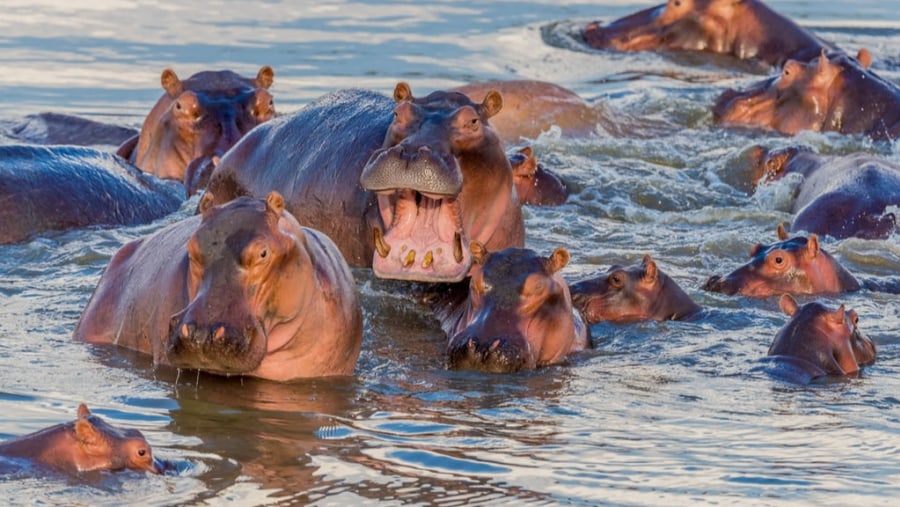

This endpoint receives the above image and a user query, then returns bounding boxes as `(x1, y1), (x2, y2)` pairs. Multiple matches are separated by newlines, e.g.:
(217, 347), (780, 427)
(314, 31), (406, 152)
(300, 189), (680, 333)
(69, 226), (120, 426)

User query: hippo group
(2, 0), (893, 481)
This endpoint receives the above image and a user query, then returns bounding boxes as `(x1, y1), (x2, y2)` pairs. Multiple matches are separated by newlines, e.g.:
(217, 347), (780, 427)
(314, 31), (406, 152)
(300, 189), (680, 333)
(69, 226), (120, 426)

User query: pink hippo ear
(547, 248), (570, 273)
(779, 294), (799, 317)
(749, 243), (764, 257)
(856, 48), (872, 69)
(160, 68), (183, 98)
(198, 192), (216, 215)
(470, 241), (490, 265)
(803, 234), (820, 259)
(265, 191), (285, 216)
(813, 50), (840, 86)
(256, 65), (275, 89)
(479, 91), (503, 119)
(641, 254), (658, 282)
(517, 146), (533, 159)
(776, 223), (790, 241)
(77, 403), (91, 419)
(828, 304), (848, 325)
(74, 418), (105, 449)
(393, 82), (413, 103)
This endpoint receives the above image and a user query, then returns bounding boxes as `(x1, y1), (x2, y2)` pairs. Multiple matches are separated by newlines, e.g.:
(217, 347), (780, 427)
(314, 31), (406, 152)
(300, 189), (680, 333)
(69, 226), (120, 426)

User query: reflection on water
(0, 0), (899, 505)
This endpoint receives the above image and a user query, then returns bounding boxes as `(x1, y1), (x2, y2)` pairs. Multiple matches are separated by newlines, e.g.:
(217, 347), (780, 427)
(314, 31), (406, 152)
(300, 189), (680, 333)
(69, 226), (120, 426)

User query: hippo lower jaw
(372, 190), (472, 282)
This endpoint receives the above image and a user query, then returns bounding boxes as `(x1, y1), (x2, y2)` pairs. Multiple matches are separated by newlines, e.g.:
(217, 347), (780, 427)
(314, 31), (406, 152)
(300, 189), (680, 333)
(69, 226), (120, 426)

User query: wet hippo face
(769, 294), (876, 377)
(446, 245), (589, 373)
(361, 82), (523, 283)
(703, 224), (860, 297)
(166, 192), (302, 375)
(131, 66), (275, 190)
(509, 146), (568, 207)
(75, 404), (161, 474)
(747, 145), (810, 186)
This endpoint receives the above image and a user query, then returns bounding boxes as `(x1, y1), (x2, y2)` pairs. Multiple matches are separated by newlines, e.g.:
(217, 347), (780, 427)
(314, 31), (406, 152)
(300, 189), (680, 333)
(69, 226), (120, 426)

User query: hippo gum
(768, 294), (876, 378)
(570, 254), (701, 323)
(0, 404), (161, 475)
(703, 224), (860, 297)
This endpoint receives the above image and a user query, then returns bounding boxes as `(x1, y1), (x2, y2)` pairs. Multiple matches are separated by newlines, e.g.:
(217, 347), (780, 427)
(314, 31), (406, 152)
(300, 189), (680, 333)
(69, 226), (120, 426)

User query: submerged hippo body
(582, 0), (831, 67)
(0, 145), (183, 244)
(433, 244), (590, 373)
(767, 294), (876, 380)
(0, 404), (161, 475)
(508, 146), (569, 207)
(753, 148), (899, 240)
(119, 66), (275, 193)
(207, 83), (525, 283)
(74, 192), (363, 381)
(451, 80), (599, 143)
(5, 112), (138, 147)
(570, 255), (701, 323)
(703, 224), (860, 297)
(714, 51), (900, 140)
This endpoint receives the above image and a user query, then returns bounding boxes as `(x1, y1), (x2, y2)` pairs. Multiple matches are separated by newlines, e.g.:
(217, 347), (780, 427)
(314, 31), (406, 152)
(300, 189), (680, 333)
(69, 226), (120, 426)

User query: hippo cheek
(446, 330), (535, 373)
(851, 330), (877, 367)
(165, 302), (267, 375)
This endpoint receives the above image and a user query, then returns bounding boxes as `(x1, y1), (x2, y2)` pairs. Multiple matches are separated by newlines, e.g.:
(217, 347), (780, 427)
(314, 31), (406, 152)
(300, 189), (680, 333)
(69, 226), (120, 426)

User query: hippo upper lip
(360, 145), (462, 196)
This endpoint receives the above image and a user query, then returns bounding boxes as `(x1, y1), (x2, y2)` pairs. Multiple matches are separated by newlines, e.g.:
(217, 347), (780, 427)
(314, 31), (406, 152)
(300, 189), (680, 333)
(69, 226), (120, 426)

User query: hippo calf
(508, 145), (569, 207)
(0, 404), (161, 475)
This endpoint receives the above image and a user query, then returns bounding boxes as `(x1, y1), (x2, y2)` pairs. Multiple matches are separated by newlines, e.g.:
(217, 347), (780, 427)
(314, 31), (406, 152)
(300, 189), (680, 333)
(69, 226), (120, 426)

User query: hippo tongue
(372, 189), (472, 282)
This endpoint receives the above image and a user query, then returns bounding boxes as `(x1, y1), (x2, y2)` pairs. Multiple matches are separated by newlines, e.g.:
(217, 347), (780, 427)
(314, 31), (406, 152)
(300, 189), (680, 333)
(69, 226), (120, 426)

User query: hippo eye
(137, 448), (147, 457)
(260, 249), (267, 259)
(608, 272), (625, 289)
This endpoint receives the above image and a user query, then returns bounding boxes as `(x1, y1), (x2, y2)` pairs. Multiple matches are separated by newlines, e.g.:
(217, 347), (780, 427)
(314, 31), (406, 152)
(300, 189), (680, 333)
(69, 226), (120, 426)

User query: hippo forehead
(196, 199), (273, 257)
(182, 70), (257, 96)
(84, 415), (146, 441)
(414, 90), (481, 112)
(482, 249), (549, 287)
(753, 237), (807, 261)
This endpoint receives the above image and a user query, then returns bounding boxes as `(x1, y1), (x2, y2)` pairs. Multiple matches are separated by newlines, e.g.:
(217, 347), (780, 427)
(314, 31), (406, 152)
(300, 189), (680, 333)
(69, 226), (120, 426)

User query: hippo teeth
(373, 227), (391, 258)
(454, 232), (463, 263)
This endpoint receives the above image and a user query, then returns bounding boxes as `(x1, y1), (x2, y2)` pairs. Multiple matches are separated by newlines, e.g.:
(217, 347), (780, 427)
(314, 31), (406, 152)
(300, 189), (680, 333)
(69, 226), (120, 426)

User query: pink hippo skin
(434, 244), (590, 373)
(117, 66), (275, 194)
(508, 146), (569, 207)
(751, 147), (899, 240)
(714, 50), (900, 140)
(582, 0), (832, 67)
(73, 192), (363, 381)
(570, 254), (701, 323)
(206, 82), (525, 283)
(0, 404), (161, 475)
(703, 224), (860, 297)
(768, 294), (876, 378)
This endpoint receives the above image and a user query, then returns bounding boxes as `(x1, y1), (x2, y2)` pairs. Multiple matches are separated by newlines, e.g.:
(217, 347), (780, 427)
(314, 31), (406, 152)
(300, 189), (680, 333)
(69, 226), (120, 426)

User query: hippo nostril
(489, 339), (501, 351)
(180, 323), (194, 339)
(702, 275), (722, 291)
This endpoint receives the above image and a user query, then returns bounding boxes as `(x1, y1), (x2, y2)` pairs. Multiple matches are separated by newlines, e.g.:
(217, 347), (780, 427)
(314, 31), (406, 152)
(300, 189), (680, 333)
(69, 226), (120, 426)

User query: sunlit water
(0, 1), (898, 505)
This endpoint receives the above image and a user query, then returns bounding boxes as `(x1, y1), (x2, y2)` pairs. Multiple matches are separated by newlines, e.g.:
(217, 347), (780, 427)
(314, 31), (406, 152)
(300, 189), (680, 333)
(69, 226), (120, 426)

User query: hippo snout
(166, 311), (264, 373)
(361, 144), (462, 196)
(446, 333), (533, 373)
(702, 275), (731, 294)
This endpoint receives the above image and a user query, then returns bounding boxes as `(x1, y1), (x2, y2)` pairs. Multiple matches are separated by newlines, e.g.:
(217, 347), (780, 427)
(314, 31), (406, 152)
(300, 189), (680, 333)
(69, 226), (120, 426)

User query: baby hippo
(768, 294), (876, 378)
(444, 244), (591, 373)
(703, 224), (860, 297)
(0, 404), (161, 475)
(509, 145), (569, 207)
(570, 254), (701, 323)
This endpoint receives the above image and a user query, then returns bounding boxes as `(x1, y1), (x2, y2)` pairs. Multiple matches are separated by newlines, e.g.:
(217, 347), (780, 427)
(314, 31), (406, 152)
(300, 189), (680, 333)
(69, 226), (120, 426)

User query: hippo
(0, 145), (183, 244)
(73, 192), (363, 381)
(0, 404), (161, 475)
(5, 112), (138, 147)
(206, 82), (526, 283)
(430, 243), (590, 373)
(751, 147), (899, 240)
(451, 80), (600, 143)
(714, 50), (900, 140)
(703, 224), (860, 297)
(117, 66), (275, 193)
(570, 254), (701, 323)
(767, 294), (876, 379)
(581, 0), (832, 68)
(508, 145), (569, 207)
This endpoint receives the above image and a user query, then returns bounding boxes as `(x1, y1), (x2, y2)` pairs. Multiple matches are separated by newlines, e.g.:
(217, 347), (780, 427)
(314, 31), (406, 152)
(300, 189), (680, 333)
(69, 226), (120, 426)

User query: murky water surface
(0, 1), (898, 505)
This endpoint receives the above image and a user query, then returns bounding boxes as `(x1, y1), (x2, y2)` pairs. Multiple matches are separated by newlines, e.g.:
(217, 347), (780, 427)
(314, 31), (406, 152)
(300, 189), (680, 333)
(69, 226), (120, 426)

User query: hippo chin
(571, 254), (701, 323)
(582, 0), (831, 68)
(206, 82), (525, 283)
(118, 66), (275, 193)
(433, 244), (591, 373)
(74, 192), (363, 381)
(767, 294), (876, 380)
(703, 224), (860, 297)
(0, 404), (161, 475)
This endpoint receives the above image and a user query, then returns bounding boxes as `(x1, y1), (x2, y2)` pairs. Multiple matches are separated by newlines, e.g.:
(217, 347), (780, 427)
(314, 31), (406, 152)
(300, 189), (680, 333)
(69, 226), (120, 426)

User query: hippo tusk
(403, 250), (416, 267)
(454, 232), (463, 263)
(374, 227), (391, 258)
(422, 250), (434, 269)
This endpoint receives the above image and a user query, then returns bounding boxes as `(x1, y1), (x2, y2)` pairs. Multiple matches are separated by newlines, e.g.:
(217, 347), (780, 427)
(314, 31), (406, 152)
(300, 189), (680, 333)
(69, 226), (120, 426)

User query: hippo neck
(650, 274), (701, 320)
(826, 63), (900, 138)
(816, 251), (861, 292)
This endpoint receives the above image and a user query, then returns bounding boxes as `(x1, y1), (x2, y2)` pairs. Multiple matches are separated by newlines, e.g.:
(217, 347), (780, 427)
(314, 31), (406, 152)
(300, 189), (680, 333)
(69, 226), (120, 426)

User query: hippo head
(509, 145), (569, 207)
(583, 0), (741, 53)
(446, 244), (589, 373)
(703, 224), (860, 297)
(768, 294), (876, 377)
(714, 50), (843, 134)
(747, 145), (816, 186)
(73, 404), (161, 474)
(131, 66), (275, 190)
(361, 82), (523, 283)
(167, 192), (307, 376)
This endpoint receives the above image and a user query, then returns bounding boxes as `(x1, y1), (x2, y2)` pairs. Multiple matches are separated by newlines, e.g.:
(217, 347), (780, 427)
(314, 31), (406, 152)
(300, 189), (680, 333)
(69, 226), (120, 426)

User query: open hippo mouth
(361, 144), (472, 282)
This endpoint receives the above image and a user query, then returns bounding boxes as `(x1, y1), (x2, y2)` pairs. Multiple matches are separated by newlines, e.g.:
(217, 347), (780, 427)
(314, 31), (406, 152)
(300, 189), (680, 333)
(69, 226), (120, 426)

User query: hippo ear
(856, 48), (872, 69)
(547, 248), (570, 273)
(779, 294), (799, 317)
(160, 69), (183, 98)
(517, 146), (533, 158)
(749, 243), (763, 258)
(77, 404), (91, 419)
(642, 254), (658, 282)
(829, 304), (848, 325)
(74, 419), (105, 448)
(804, 234), (820, 258)
(470, 241), (490, 265)
(266, 191), (285, 216)
(393, 82), (413, 103)
(479, 91), (503, 119)
(776, 223), (789, 241)
(198, 192), (216, 215)
(256, 66), (275, 89)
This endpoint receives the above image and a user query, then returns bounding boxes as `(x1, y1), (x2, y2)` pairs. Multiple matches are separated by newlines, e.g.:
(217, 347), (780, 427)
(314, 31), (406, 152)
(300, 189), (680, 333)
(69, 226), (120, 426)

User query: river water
(0, 1), (898, 505)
